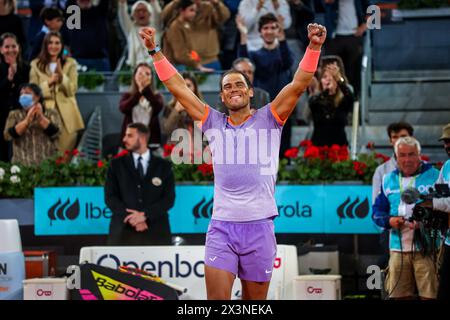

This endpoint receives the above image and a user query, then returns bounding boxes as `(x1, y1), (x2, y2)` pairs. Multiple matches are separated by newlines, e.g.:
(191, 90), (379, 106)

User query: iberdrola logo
(47, 198), (80, 226)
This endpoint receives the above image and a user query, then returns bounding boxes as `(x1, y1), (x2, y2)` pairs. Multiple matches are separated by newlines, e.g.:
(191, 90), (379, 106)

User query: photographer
(421, 123), (450, 300)
(371, 122), (414, 270)
(372, 136), (440, 299)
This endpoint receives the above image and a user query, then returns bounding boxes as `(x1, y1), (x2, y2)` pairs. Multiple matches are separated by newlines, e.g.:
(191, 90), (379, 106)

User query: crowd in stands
(1, 0), (369, 165)
(2, 0), (450, 301)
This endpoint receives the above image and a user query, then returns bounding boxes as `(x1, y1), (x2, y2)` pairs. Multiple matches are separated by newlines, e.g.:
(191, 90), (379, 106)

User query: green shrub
(78, 72), (105, 90)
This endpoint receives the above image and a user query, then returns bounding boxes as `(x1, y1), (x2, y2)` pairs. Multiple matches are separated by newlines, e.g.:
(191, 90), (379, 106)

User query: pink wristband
(153, 57), (177, 81)
(299, 47), (321, 73)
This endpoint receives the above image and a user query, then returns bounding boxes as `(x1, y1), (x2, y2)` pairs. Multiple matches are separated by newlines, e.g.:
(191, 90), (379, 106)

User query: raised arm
(271, 23), (326, 121)
(210, 0), (231, 27)
(139, 27), (206, 121)
(238, 0), (261, 32)
(149, 0), (163, 31)
(117, 0), (133, 35)
(161, 0), (179, 28)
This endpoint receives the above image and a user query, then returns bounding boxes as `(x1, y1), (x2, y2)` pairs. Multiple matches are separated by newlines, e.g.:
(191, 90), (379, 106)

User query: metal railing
(361, 29), (373, 127)
(352, 29), (373, 157)
(350, 100), (360, 160)
(72, 106), (103, 164)
(361, 28), (373, 125)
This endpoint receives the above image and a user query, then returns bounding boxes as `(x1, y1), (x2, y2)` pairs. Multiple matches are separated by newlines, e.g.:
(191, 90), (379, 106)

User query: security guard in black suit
(105, 123), (175, 245)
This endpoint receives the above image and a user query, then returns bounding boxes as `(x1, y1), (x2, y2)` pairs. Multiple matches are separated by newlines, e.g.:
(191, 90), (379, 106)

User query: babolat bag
(70, 263), (178, 300)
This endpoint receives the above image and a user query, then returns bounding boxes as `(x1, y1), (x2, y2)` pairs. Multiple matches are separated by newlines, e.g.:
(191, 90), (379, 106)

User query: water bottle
(0, 220), (25, 300)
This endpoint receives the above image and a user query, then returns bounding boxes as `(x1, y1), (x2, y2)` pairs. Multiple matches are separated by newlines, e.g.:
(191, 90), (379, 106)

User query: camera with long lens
(402, 184), (450, 233)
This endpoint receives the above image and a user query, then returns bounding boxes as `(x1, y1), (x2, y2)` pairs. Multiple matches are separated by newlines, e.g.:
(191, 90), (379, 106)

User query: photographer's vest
(440, 160), (450, 246)
(382, 163), (440, 251)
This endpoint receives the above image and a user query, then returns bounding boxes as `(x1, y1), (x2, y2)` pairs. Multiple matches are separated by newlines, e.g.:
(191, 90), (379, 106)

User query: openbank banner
(34, 185), (380, 235)
(79, 245), (298, 300)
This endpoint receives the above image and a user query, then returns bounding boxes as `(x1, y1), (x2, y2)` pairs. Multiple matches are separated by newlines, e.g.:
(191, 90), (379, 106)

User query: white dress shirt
(132, 149), (151, 176)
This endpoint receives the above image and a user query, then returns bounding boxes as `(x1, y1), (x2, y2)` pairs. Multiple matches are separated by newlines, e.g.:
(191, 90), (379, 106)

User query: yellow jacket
(30, 57), (84, 134)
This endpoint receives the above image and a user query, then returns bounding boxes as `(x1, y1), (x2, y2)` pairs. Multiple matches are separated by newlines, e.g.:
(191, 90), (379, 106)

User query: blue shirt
(239, 41), (294, 100)
(372, 162), (440, 251)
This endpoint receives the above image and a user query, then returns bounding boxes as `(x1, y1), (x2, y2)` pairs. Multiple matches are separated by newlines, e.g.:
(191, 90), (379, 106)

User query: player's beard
(446, 145), (450, 157)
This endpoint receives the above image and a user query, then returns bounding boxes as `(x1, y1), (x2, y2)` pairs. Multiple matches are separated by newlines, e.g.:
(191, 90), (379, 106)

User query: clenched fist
(307, 23), (326, 50)
(139, 27), (157, 51)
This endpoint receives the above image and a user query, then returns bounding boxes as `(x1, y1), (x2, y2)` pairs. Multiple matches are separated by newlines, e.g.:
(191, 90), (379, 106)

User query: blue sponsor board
(170, 186), (214, 234)
(323, 186), (379, 234)
(274, 186), (326, 233)
(180, 185), (380, 234)
(34, 185), (380, 235)
(34, 187), (111, 235)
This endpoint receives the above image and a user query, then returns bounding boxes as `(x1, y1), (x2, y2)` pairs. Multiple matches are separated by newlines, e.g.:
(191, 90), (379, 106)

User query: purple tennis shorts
(204, 218), (277, 282)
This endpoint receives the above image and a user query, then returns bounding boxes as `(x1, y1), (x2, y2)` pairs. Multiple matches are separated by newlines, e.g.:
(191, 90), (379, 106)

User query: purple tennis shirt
(200, 104), (285, 222)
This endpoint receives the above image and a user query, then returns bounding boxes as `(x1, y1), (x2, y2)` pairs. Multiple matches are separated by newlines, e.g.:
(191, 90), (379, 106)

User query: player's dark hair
(219, 69), (253, 92)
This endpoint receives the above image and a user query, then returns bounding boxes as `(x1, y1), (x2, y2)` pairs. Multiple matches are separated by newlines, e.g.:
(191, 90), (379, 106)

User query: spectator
(285, 0), (314, 73)
(372, 137), (440, 299)
(28, 0), (68, 44)
(318, 54), (347, 74)
(66, 0), (111, 71)
(105, 122), (175, 246)
(216, 57), (271, 113)
(3, 83), (61, 166)
(236, 13), (293, 157)
(119, 62), (164, 146)
(237, 14), (293, 100)
(105, 0), (122, 71)
(372, 122), (414, 203)
(161, 0), (230, 70)
(299, 56), (348, 129)
(29, 7), (66, 61)
(308, 61), (354, 146)
(162, 0), (214, 72)
(0, 33), (30, 162)
(118, 0), (162, 68)
(161, 72), (201, 144)
(219, 0), (241, 70)
(371, 121), (413, 271)
(0, 0), (26, 52)
(322, 0), (369, 95)
(238, 0), (292, 51)
(30, 31), (85, 152)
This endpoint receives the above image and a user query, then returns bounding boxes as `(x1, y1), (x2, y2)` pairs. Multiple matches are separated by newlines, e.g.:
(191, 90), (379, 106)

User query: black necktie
(137, 156), (144, 179)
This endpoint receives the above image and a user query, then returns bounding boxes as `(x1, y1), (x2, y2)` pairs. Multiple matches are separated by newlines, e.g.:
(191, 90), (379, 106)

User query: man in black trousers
(105, 122), (175, 245)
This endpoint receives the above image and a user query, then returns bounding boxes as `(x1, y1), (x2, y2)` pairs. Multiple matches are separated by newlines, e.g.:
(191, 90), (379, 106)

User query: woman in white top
(119, 62), (164, 145)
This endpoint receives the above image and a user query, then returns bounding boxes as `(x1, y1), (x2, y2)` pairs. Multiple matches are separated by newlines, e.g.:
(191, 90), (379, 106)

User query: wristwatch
(148, 46), (161, 56)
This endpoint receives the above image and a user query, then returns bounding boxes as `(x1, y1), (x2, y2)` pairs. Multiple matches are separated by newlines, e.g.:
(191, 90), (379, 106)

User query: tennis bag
(70, 263), (178, 300)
